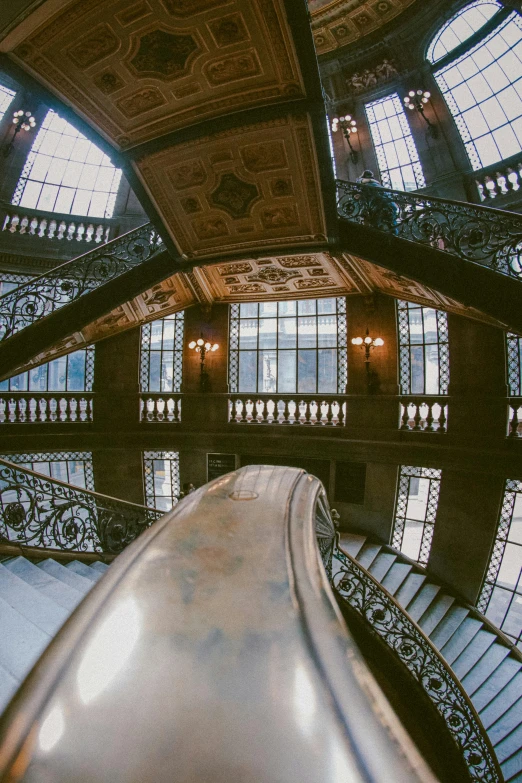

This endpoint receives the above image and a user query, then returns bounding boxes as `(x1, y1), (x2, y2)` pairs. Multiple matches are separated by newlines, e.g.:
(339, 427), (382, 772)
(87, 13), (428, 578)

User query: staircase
(0, 556), (108, 714)
(338, 532), (522, 783)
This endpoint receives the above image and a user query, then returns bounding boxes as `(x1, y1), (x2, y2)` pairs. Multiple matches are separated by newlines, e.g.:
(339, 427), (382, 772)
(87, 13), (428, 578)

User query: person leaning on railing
(355, 170), (399, 233)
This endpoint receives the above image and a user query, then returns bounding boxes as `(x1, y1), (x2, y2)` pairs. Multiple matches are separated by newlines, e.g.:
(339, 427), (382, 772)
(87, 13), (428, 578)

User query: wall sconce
(3, 110), (37, 158)
(404, 90), (438, 139)
(188, 335), (219, 392)
(352, 328), (384, 392)
(331, 114), (359, 164)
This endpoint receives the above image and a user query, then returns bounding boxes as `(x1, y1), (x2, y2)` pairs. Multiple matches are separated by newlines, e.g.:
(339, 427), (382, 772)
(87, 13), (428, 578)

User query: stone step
(502, 747), (522, 783)
(496, 723), (522, 764)
(406, 583), (440, 622)
(0, 596), (50, 682)
(368, 552), (397, 582)
(451, 629), (498, 679)
(439, 617), (483, 665)
(356, 543), (382, 570)
(0, 663), (19, 715)
(487, 696), (522, 745)
(88, 561), (110, 575)
(37, 559), (93, 595)
(66, 560), (102, 583)
(3, 557), (83, 611)
(461, 643), (513, 697)
(429, 605), (470, 649)
(472, 657), (522, 712)
(418, 593), (455, 637)
(481, 674), (522, 730)
(338, 533), (366, 560)
(393, 573), (426, 609)
(381, 562), (413, 596)
(0, 563), (68, 636)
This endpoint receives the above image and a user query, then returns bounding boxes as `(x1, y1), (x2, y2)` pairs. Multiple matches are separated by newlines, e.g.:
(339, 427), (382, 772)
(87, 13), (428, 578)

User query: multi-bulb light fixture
(3, 110), (37, 158)
(352, 329), (384, 391)
(331, 114), (359, 164)
(404, 90), (438, 139)
(188, 336), (219, 392)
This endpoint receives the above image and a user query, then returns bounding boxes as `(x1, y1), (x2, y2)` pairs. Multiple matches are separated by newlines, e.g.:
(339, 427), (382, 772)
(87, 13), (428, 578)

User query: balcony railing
(140, 394), (181, 423)
(400, 397), (448, 432)
(465, 152), (522, 205)
(0, 391), (94, 423)
(508, 398), (522, 438)
(1, 204), (113, 245)
(228, 395), (346, 426)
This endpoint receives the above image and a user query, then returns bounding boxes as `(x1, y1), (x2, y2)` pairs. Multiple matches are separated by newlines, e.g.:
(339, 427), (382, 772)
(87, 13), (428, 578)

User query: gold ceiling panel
(135, 113), (327, 258)
(310, 0), (418, 55)
(10, 0), (305, 149)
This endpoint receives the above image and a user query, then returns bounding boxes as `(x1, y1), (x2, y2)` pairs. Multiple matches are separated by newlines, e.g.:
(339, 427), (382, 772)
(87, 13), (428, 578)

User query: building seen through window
(140, 313), (184, 393)
(12, 109), (122, 218)
(365, 93), (426, 191)
(478, 479), (522, 649)
(430, 1), (522, 170)
(0, 347), (94, 393)
(229, 298), (347, 395)
(392, 465), (442, 566)
(397, 300), (449, 395)
(143, 451), (180, 512)
(0, 451), (94, 490)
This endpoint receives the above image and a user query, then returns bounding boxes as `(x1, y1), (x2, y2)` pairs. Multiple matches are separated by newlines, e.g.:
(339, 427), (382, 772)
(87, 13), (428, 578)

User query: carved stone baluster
(304, 400), (312, 425)
(70, 396), (78, 423)
(509, 404), (521, 438)
(242, 400), (251, 423)
(174, 397), (180, 423)
(413, 402), (422, 431)
(339, 401), (346, 427)
(67, 222), (76, 241)
(95, 225), (104, 243)
(57, 221), (67, 240)
(2, 214), (10, 232)
(39, 397), (48, 423)
(8, 398), (15, 423)
(325, 401), (334, 426)
(19, 216), (29, 234)
(260, 399), (269, 424)
(38, 218), (47, 238)
(29, 217), (38, 235)
(505, 168), (516, 194)
(48, 219), (57, 239)
(493, 172), (503, 198)
(400, 402), (410, 430)
(18, 397), (26, 423)
(230, 398), (237, 423)
(28, 397), (37, 423)
(439, 404), (447, 434)
(9, 214), (20, 233)
(282, 398), (291, 424)
(85, 224), (94, 242)
(77, 223), (85, 242)
(0, 397), (5, 424)
(425, 402), (434, 432)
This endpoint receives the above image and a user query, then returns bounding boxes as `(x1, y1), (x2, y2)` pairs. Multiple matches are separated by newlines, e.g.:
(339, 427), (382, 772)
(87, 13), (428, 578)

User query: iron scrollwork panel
(332, 546), (502, 783)
(0, 223), (163, 342)
(337, 180), (522, 281)
(0, 460), (163, 554)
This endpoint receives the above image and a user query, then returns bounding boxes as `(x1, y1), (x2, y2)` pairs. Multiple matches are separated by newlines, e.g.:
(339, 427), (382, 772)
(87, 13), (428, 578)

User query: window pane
(392, 466), (442, 566)
(143, 451), (180, 511)
(398, 300), (450, 395)
(140, 313), (184, 394)
(428, 1), (502, 63)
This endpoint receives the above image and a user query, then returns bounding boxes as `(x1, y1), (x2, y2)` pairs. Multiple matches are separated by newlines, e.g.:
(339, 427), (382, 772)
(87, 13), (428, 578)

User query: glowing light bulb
(373, 337), (384, 347)
(188, 341), (196, 349)
(196, 338), (204, 346)
(211, 343), (219, 351)
(351, 337), (363, 346)
(409, 91), (415, 97)
(364, 336), (372, 345)
(204, 342), (211, 351)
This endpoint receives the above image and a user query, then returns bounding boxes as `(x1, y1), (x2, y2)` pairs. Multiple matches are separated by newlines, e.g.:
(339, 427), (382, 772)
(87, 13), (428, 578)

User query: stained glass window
(0, 451), (94, 490)
(0, 84), (16, 124)
(477, 479), (522, 649)
(365, 93), (426, 191)
(427, 0), (502, 64)
(140, 313), (184, 393)
(12, 109), (122, 217)
(433, 11), (522, 170)
(143, 451), (180, 512)
(397, 301), (450, 395)
(392, 465), (442, 566)
(229, 297), (347, 394)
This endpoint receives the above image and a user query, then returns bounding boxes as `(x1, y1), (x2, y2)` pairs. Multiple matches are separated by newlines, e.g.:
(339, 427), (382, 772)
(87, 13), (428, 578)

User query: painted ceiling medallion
(129, 29), (199, 79)
(209, 173), (260, 219)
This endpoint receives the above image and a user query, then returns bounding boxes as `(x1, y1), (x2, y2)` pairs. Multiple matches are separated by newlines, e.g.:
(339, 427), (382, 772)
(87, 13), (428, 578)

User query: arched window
(12, 109), (122, 217)
(429, 1), (522, 170)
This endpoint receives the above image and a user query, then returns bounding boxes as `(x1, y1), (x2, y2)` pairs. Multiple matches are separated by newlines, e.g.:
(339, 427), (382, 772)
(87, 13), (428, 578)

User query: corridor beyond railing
(228, 395), (346, 426)
(337, 179), (522, 281)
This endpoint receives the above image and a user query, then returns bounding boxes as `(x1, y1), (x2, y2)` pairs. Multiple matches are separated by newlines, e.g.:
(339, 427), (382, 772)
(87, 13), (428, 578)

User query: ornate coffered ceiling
(309, 0), (418, 56)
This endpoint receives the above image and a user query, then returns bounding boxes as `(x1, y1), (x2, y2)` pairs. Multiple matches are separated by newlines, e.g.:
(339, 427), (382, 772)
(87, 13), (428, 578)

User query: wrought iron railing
(0, 458), (162, 553)
(336, 179), (522, 282)
(332, 541), (502, 783)
(0, 222), (162, 342)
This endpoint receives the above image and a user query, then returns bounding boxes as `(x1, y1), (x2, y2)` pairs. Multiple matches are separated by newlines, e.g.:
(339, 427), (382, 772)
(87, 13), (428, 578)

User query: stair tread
(66, 560), (102, 583)
(356, 543), (382, 569)
(496, 723), (522, 763)
(472, 657), (522, 712)
(488, 696), (522, 745)
(0, 596), (50, 681)
(368, 552), (397, 582)
(37, 559), (94, 594)
(406, 583), (440, 621)
(393, 573), (426, 608)
(89, 561), (109, 574)
(380, 562), (413, 596)
(439, 616), (483, 664)
(502, 748), (522, 783)
(481, 675), (522, 730)
(419, 594), (455, 636)
(429, 605), (470, 649)
(462, 643), (513, 697)
(0, 663), (20, 716)
(3, 557), (83, 611)
(0, 563), (68, 636)
(339, 533), (367, 560)
(451, 628), (498, 678)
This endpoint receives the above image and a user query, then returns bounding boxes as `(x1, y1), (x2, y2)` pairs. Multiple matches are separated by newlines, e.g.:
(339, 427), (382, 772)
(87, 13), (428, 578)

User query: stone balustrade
(0, 392), (94, 423)
(228, 395), (346, 426)
(466, 152), (522, 204)
(140, 394), (181, 423)
(400, 397), (448, 432)
(508, 399), (522, 438)
(1, 205), (112, 244)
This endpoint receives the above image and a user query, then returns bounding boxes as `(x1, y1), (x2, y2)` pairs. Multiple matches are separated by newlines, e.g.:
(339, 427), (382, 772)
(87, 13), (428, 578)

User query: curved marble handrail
(0, 465), (435, 783)
(332, 543), (503, 783)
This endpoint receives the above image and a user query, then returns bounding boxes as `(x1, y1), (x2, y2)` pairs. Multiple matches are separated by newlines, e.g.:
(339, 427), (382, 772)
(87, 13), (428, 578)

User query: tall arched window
(12, 109), (122, 217)
(428, 1), (522, 170)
